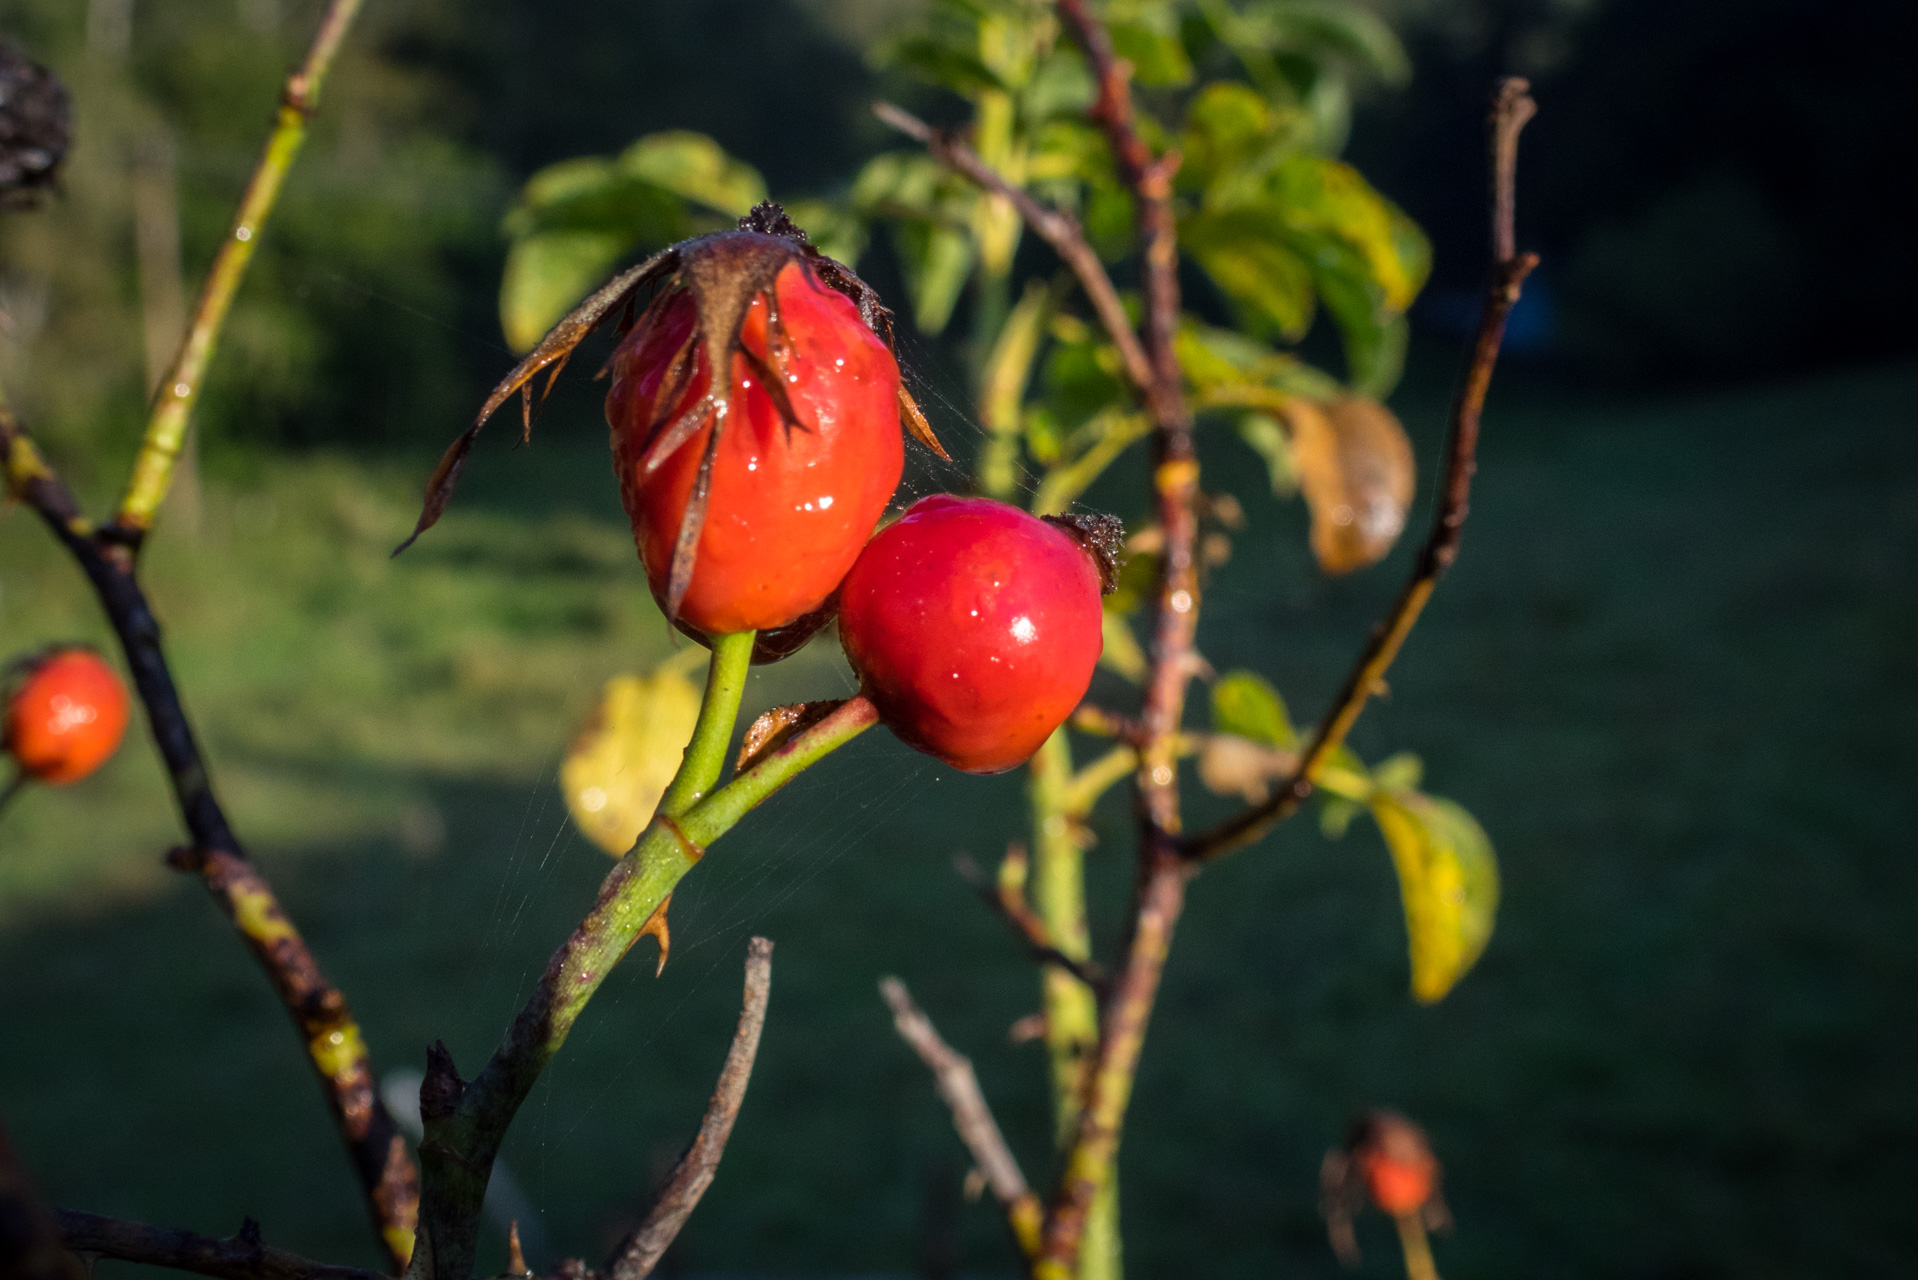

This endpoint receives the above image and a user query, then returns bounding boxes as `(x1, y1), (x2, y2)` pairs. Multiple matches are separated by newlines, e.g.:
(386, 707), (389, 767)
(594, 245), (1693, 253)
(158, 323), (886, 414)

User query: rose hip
(607, 239), (905, 639)
(5, 648), (129, 785)
(837, 496), (1117, 774)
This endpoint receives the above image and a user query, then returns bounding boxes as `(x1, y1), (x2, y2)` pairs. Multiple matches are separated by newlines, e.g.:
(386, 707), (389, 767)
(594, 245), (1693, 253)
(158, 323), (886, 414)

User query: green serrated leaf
(1369, 790), (1499, 1004)
(618, 131), (767, 216)
(1211, 670), (1297, 749)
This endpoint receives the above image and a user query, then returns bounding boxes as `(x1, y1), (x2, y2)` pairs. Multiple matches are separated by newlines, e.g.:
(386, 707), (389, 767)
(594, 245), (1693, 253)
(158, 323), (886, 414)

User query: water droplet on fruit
(1009, 616), (1037, 644)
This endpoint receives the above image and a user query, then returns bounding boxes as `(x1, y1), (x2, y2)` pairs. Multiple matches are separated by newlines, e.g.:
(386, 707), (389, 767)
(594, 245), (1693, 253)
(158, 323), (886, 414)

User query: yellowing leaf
(1284, 395), (1414, 574)
(1369, 791), (1499, 1003)
(618, 131), (767, 217)
(561, 670), (701, 856)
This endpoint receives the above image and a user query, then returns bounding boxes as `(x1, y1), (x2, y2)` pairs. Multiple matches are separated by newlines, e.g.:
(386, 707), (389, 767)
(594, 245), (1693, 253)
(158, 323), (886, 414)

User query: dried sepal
(735, 700), (849, 774)
(1281, 395), (1416, 575)
(1043, 511), (1127, 594)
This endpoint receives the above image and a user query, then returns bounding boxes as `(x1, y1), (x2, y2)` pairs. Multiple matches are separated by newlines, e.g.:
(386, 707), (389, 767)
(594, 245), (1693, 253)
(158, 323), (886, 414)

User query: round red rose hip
(5, 648), (130, 786)
(837, 495), (1116, 774)
(607, 245), (904, 639)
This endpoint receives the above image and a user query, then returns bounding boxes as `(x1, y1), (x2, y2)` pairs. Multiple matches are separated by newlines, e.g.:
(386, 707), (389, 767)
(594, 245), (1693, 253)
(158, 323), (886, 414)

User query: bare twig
(605, 937), (775, 1280)
(1181, 78), (1539, 863)
(879, 978), (1044, 1257)
(53, 1210), (381, 1280)
(0, 410), (418, 1268)
(1030, 4), (1204, 1274)
(112, 0), (366, 543)
(954, 852), (1108, 995)
(871, 101), (1154, 398)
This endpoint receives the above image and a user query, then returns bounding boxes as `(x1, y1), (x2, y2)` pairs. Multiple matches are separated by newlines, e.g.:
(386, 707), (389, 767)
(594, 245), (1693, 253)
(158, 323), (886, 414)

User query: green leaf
(500, 230), (634, 354)
(1236, 412), (1300, 496)
(1099, 606), (1149, 682)
(1107, 18), (1194, 87)
(1320, 795), (1361, 839)
(777, 198), (867, 268)
(895, 220), (976, 334)
(1369, 791), (1499, 1004)
(1183, 207), (1317, 340)
(889, 34), (1009, 96)
(1242, 0), (1410, 86)
(1369, 751), (1423, 793)
(1211, 670), (1297, 749)
(617, 131), (766, 216)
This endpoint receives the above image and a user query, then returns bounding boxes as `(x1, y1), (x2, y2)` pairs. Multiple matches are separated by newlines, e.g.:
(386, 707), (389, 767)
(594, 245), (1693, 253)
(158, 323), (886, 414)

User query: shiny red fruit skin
(1357, 1148), (1435, 1217)
(607, 258), (904, 636)
(5, 649), (130, 785)
(838, 496), (1105, 774)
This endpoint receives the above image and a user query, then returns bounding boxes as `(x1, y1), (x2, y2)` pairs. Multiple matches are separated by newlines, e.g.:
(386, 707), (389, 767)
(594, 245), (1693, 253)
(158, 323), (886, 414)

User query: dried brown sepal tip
(1043, 512), (1126, 595)
(736, 700), (847, 774)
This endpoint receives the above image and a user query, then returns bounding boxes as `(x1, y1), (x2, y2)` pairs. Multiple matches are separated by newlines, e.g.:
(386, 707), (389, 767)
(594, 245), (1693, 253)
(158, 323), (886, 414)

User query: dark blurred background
(1, 1), (1913, 1278)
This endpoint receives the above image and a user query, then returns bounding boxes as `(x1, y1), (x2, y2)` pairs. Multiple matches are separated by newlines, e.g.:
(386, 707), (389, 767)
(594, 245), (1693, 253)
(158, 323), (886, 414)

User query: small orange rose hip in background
(4, 647), (130, 798)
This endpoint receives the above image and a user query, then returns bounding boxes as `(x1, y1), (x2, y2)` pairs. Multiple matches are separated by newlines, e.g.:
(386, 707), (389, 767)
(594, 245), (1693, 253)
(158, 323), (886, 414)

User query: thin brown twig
(879, 977), (1044, 1257)
(605, 937), (776, 1280)
(0, 408), (418, 1267)
(1180, 77), (1539, 863)
(53, 1210), (382, 1280)
(1032, 5), (1203, 1275)
(954, 852), (1109, 995)
(871, 101), (1155, 397)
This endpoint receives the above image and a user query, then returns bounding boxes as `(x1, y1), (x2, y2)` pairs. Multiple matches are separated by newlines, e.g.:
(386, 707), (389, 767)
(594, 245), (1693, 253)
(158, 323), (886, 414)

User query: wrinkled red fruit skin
(838, 495), (1105, 774)
(607, 259), (904, 637)
(5, 649), (129, 785)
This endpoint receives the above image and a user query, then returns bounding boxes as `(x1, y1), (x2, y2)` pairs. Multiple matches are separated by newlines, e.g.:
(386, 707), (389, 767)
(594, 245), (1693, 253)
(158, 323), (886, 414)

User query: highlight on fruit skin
(398, 202), (946, 663)
(4, 647), (130, 787)
(1320, 1109), (1452, 1271)
(837, 495), (1119, 775)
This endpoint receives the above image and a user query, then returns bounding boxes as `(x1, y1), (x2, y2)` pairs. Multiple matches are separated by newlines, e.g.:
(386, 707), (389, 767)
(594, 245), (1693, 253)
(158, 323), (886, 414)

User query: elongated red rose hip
(838, 496), (1119, 774)
(607, 239), (904, 638)
(5, 647), (129, 785)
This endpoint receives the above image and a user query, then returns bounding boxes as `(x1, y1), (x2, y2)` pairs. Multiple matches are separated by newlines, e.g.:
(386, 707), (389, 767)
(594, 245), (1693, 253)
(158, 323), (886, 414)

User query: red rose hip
(5, 648), (129, 785)
(837, 496), (1118, 774)
(607, 238), (905, 638)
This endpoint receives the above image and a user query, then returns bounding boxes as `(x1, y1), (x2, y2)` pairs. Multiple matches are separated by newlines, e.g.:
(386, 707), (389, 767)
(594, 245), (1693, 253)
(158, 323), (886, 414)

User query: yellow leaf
(1369, 791), (1499, 1003)
(1284, 395), (1414, 574)
(560, 669), (701, 856)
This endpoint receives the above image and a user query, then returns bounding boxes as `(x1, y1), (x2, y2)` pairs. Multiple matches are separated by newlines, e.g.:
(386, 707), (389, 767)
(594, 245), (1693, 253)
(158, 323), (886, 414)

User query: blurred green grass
(2, 359), (1914, 1279)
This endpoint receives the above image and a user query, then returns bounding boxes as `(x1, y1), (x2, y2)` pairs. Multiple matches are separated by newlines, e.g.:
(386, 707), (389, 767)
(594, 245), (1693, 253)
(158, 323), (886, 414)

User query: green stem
(1028, 730), (1120, 1280)
(660, 631), (754, 816)
(409, 695), (877, 1280)
(113, 0), (365, 538)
